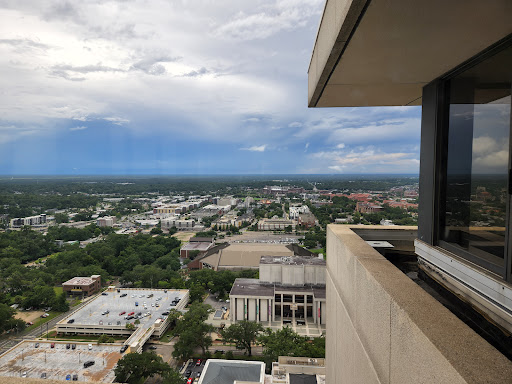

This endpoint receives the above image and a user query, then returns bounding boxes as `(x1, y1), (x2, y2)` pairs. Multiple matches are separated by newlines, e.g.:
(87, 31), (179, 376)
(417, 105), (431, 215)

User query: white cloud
(289, 121), (302, 128)
(336, 143), (345, 149)
(240, 144), (267, 152)
(304, 142), (309, 152)
(69, 126), (87, 131)
(104, 117), (130, 126)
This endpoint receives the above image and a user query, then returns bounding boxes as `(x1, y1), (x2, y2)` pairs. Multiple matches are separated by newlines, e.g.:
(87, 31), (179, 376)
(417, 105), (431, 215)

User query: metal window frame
(419, 34), (512, 283)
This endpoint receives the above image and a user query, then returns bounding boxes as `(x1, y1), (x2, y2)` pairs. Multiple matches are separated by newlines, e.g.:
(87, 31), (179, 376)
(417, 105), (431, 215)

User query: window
(438, 43), (512, 277)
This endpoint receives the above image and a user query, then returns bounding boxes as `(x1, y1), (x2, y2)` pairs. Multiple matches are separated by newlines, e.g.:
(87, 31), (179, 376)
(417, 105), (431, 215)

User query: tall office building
(309, 1), (512, 383)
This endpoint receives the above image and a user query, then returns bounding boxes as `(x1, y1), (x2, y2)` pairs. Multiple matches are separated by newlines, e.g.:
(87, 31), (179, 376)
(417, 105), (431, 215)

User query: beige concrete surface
(326, 225), (512, 384)
(309, 0), (512, 107)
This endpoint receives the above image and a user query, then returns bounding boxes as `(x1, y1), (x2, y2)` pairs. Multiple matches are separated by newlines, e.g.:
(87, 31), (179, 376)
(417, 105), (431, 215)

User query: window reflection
(441, 46), (511, 273)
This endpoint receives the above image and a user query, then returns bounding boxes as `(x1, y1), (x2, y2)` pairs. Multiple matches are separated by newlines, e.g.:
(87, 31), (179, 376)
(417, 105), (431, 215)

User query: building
(180, 237), (214, 258)
(198, 359), (265, 384)
(355, 201), (383, 213)
(289, 205), (310, 219)
(96, 216), (116, 227)
(189, 243), (313, 271)
(161, 217), (196, 230)
(229, 256), (326, 327)
(213, 196), (238, 207)
(297, 213), (317, 229)
(56, 288), (189, 343)
(309, 1), (512, 384)
(271, 356), (326, 384)
(9, 214), (47, 228)
(258, 218), (295, 231)
(62, 275), (101, 296)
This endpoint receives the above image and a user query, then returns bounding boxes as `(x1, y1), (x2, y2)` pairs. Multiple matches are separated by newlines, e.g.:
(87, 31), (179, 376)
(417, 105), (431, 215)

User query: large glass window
(440, 46), (511, 275)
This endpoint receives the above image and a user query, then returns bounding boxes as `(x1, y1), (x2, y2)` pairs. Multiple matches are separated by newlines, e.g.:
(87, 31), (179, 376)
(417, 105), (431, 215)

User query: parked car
(187, 379), (193, 384)
(119, 311), (126, 315)
(72, 344), (76, 350)
(22, 372), (27, 378)
(72, 374), (78, 381)
(67, 319), (75, 324)
(88, 344), (92, 350)
(83, 360), (95, 368)
(120, 293), (127, 297)
(196, 359), (201, 366)
(66, 374), (71, 380)
(26, 321), (33, 326)
(51, 343), (55, 348)
(66, 343), (70, 349)
(120, 345), (128, 353)
(185, 370), (192, 376)
(148, 345), (157, 350)
(34, 343), (39, 348)
(101, 292), (108, 296)
(40, 372), (47, 379)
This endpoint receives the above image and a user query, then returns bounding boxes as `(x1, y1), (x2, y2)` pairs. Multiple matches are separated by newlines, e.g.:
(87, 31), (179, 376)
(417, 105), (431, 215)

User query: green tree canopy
(220, 320), (263, 356)
(114, 352), (170, 384)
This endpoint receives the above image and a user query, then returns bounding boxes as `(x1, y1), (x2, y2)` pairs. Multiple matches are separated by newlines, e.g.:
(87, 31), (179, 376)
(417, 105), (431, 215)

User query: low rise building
(271, 356), (325, 384)
(62, 275), (101, 296)
(10, 214), (47, 228)
(96, 216), (116, 227)
(161, 217), (196, 230)
(356, 201), (383, 213)
(189, 243), (312, 271)
(180, 237), (215, 258)
(198, 359), (265, 384)
(229, 255), (326, 326)
(258, 218), (295, 231)
(289, 205), (310, 219)
(297, 213), (317, 228)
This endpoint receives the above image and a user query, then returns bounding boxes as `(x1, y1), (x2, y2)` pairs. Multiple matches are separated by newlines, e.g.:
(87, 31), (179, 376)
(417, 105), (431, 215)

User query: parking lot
(0, 340), (122, 382)
(59, 288), (188, 335)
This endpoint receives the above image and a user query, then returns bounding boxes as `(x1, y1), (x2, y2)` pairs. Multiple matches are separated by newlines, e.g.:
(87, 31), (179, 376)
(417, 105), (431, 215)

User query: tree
(150, 227), (163, 235)
(52, 292), (69, 312)
(172, 303), (214, 360)
(114, 352), (170, 384)
(125, 323), (135, 330)
(258, 326), (313, 363)
(161, 368), (185, 384)
(220, 320), (263, 356)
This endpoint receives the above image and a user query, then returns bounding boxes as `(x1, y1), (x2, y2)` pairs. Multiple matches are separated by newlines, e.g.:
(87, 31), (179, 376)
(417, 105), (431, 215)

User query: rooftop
(62, 277), (95, 286)
(199, 359), (264, 384)
(230, 278), (326, 298)
(260, 256), (325, 266)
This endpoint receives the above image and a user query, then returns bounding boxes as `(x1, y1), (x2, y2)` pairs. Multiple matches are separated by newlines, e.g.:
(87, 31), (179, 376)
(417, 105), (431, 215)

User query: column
(292, 294), (295, 324)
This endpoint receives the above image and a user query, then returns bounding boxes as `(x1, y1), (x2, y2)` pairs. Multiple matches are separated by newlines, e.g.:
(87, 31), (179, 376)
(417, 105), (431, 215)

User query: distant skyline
(0, 1), (421, 175)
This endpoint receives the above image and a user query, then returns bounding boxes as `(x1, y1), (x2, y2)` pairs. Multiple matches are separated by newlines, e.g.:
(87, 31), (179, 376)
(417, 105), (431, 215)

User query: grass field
(53, 286), (63, 295)
(24, 311), (62, 335)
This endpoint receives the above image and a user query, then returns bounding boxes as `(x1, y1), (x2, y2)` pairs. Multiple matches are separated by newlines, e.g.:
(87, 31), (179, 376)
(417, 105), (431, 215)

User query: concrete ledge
(326, 225), (512, 384)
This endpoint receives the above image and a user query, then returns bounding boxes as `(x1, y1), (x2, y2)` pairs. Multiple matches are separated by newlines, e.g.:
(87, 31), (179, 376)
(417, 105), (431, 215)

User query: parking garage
(0, 340), (122, 382)
(56, 288), (189, 338)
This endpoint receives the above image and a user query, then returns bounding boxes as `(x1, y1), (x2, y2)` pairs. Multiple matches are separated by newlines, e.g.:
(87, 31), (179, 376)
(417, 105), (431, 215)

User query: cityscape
(0, 1), (511, 384)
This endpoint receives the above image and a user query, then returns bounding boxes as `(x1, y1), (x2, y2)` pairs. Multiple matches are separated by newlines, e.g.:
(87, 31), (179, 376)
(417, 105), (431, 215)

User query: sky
(0, 0), (421, 175)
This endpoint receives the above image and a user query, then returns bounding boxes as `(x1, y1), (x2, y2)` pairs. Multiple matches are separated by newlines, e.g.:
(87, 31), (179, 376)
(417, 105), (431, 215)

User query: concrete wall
(326, 224), (512, 384)
(248, 299), (256, 321)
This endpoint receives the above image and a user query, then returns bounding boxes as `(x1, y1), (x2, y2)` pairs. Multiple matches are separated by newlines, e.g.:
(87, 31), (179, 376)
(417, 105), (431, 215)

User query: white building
(10, 214), (47, 228)
(229, 256), (326, 326)
(289, 205), (310, 219)
(96, 216), (116, 227)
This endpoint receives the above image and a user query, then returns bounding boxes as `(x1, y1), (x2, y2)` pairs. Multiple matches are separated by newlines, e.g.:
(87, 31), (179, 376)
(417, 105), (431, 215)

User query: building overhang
(308, 0), (512, 107)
